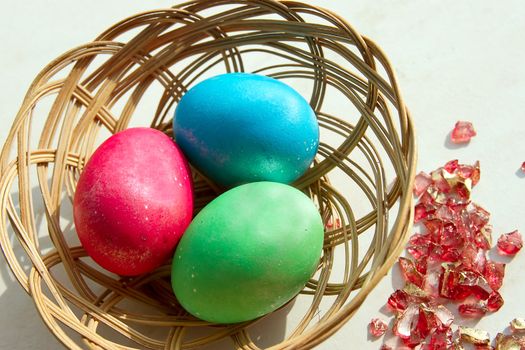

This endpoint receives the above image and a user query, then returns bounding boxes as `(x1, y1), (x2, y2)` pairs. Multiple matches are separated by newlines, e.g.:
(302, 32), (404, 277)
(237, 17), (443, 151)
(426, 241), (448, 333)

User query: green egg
(171, 181), (324, 324)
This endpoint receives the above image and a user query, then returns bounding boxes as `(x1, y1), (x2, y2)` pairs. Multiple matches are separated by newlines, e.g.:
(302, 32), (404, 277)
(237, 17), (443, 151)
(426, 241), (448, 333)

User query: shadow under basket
(0, 0), (416, 349)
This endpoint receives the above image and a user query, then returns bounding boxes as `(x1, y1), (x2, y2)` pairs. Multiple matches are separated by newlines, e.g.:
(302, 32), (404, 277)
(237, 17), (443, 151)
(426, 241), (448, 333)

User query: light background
(0, 0), (524, 349)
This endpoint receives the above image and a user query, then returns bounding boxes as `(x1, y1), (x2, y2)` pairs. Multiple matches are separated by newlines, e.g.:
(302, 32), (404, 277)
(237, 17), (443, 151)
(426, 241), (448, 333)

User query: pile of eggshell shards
(368, 121), (524, 349)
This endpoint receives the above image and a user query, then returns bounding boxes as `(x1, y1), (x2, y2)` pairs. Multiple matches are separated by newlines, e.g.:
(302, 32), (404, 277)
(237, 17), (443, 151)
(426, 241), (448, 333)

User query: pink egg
(73, 127), (193, 276)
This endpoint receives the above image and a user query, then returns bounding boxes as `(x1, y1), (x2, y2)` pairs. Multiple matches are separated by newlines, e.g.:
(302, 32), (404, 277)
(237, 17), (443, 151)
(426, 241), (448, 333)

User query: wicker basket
(0, 1), (416, 349)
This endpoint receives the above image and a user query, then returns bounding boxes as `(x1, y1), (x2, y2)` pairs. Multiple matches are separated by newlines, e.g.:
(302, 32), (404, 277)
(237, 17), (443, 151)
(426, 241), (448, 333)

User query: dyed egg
(73, 127), (193, 276)
(171, 182), (324, 323)
(173, 73), (319, 188)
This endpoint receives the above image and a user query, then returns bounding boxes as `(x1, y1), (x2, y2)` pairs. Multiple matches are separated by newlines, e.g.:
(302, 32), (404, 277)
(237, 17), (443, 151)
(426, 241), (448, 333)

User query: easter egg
(171, 181), (324, 323)
(73, 127), (193, 276)
(173, 73), (319, 188)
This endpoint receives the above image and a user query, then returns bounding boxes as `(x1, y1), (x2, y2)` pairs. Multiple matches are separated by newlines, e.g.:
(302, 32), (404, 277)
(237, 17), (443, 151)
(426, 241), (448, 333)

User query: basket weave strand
(0, 1), (416, 349)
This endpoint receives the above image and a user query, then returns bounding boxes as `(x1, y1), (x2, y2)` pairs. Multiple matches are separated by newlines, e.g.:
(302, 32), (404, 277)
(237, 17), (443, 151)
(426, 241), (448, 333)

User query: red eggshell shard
(450, 121), (476, 144)
(486, 291), (504, 312)
(497, 230), (523, 256)
(398, 257), (424, 288)
(73, 127), (193, 276)
(458, 302), (487, 318)
(413, 171), (432, 197)
(483, 260), (505, 291)
(369, 318), (388, 337)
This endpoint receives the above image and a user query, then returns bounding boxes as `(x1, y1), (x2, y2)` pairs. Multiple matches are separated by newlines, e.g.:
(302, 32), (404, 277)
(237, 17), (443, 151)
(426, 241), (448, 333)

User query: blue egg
(173, 73), (319, 188)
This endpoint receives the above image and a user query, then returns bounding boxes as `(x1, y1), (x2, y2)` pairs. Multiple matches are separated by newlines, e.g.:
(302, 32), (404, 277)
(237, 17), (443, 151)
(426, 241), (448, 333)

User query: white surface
(1, 1), (525, 349)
